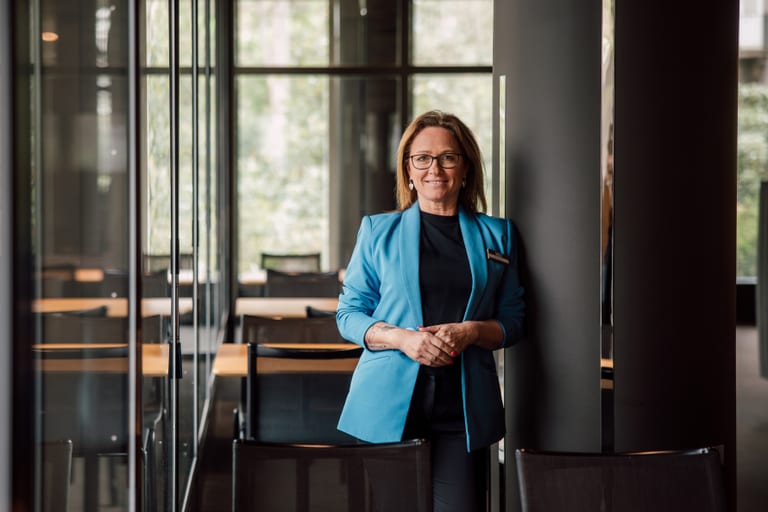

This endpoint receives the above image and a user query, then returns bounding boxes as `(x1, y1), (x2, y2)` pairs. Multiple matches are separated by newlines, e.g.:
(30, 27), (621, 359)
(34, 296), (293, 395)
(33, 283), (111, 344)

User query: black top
(419, 211), (471, 325)
(418, 211), (471, 379)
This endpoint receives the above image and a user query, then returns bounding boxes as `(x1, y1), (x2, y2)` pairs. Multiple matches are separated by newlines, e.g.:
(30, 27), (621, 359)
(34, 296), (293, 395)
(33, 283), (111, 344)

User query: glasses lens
(411, 154), (432, 169)
(410, 154), (461, 169)
(438, 153), (459, 168)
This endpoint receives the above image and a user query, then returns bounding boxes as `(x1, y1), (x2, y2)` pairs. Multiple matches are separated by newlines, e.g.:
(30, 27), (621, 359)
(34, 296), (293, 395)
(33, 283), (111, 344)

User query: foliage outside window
(738, 81), (768, 278)
(235, 0), (493, 274)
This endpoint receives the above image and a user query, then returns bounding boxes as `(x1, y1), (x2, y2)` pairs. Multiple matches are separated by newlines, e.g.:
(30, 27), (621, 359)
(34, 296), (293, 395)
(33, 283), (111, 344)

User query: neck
(418, 200), (458, 216)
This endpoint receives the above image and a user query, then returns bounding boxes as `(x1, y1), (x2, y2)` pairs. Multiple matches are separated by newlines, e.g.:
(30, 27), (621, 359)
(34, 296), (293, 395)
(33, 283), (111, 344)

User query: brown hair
(395, 110), (487, 213)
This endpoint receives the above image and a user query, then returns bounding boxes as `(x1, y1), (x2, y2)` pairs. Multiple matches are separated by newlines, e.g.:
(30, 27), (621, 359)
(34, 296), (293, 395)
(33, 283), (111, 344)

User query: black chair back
(41, 440), (73, 512)
(42, 314), (128, 343)
(305, 305), (336, 317)
(232, 438), (432, 512)
(261, 252), (321, 272)
(245, 342), (361, 444)
(515, 447), (726, 512)
(264, 269), (340, 297)
(241, 314), (343, 344)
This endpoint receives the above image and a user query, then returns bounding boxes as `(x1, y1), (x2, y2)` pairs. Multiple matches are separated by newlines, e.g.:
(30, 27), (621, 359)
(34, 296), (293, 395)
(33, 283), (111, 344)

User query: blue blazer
(336, 202), (525, 451)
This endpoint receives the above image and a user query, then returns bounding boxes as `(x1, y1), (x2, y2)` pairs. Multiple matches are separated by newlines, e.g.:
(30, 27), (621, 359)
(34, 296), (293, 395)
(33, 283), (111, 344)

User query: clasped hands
(402, 322), (476, 367)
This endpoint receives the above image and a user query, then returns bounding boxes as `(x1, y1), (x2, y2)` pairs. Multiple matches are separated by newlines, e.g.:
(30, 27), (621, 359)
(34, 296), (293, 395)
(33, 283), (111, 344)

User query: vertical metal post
(191, 0), (200, 459)
(128, 0), (140, 509)
(169, 0), (181, 510)
(0, 1), (12, 508)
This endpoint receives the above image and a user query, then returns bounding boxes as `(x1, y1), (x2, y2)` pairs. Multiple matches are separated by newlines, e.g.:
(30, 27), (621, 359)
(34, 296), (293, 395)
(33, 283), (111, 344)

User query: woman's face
(407, 126), (467, 215)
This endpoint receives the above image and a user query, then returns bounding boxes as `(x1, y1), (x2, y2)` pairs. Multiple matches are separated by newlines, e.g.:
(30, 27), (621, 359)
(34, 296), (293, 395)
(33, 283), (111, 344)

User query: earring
(462, 178), (467, 188)
(408, 180), (414, 191)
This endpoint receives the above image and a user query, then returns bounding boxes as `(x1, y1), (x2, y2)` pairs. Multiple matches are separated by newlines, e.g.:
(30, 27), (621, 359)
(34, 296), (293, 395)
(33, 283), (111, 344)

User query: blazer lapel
(399, 203), (424, 327)
(459, 208), (488, 320)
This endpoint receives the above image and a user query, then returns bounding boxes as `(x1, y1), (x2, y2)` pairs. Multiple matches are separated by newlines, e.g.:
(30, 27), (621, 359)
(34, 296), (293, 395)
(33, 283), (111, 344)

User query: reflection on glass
(35, 0), (132, 509)
(600, 0), (615, 453)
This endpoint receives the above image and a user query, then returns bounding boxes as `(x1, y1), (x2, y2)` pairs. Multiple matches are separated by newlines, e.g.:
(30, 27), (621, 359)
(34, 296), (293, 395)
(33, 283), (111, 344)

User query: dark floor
(192, 328), (768, 512)
(736, 326), (768, 512)
(190, 376), (240, 512)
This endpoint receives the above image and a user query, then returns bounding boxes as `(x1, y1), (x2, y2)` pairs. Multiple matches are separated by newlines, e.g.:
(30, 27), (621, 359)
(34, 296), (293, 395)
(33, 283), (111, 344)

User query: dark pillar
(613, 0), (737, 506)
(495, 2), (604, 509)
(496, 0), (738, 510)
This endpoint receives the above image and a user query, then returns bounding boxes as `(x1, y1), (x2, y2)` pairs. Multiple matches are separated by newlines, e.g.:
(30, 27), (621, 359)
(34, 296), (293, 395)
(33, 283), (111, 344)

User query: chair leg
(84, 454), (99, 512)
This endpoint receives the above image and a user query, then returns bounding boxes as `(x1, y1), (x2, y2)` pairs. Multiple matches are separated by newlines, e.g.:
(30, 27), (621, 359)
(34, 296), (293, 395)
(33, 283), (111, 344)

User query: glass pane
(145, 0), (210, 68)
(236, 0), (329, 66)
(411, 74), (494, 210)
(331, 0), (403, 66)
(35, 0), (132, 511)
(237, 75), (330, 275)
(144, 70), (219, 507)
(737, 75), (768, 279)
(411, 0), (492, 66)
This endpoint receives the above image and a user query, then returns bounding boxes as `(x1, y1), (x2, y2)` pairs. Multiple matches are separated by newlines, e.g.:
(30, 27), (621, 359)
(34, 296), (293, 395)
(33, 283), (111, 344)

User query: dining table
(235, 297), (339, 318)
(33, 297), (194, 318)
(213, 342), (359, 377)
(33, 343), (169, 377)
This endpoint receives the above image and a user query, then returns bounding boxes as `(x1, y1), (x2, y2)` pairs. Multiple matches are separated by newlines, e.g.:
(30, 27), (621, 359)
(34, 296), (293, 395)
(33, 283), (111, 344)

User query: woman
(336, 110), (525, 511)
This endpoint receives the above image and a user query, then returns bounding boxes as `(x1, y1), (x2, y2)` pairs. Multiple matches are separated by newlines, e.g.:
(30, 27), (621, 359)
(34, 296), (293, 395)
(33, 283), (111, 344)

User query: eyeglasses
(408, 153), (463, 170)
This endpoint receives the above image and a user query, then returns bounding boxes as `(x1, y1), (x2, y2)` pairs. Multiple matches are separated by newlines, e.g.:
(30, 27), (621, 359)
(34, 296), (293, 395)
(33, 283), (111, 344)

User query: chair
(241, 314), (344, 344)
(101, 269), (128, 297)
(245, 342), (362, 444)
(305, 305), (336, 318)
(142, 409), (165, 512)
(142, 268), (169, 297)
(264, 269), (341, 297)
(41, 439), (73, 512)
(43, 305), (109, 317)
(143, 253), (193, 273)
(42, 314), (128, 343)
(232, 438), (432, 512)
(37, 346), (130, 512)
(261, 252), (321, 272)
(141, 314), (168, 343)
(515, 447), (726, 512)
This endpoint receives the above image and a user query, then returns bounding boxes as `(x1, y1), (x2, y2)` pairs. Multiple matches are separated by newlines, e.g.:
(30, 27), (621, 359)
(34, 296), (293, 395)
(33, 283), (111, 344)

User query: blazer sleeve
(336, 216), (382, 346)
(494, 219), (525, 348)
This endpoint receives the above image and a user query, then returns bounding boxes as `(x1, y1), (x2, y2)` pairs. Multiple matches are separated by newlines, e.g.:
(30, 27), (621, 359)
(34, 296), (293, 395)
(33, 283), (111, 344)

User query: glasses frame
(407, 152), (464, 170)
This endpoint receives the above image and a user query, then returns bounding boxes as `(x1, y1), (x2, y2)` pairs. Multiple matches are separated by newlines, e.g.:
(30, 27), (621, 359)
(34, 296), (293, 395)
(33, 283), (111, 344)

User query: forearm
(363, 321), (408, 351)
(464, 319), (504, 350)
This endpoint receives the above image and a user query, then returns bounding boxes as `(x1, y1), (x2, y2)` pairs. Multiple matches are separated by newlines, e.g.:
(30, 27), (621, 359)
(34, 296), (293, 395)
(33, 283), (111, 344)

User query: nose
(427, 158), (443, 172)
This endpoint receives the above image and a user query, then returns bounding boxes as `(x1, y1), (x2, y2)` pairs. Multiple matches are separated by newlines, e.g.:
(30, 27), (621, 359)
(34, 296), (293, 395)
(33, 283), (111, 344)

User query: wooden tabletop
(33, 297), (194, 317)
(235, 297), (339, 318)
(213, 342), (359, 377)
(33, 343), (169, 377)
(238, 268), (345, 286)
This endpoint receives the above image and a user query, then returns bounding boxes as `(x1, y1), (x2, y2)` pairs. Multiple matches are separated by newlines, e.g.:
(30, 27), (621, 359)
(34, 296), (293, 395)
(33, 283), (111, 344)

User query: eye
(440, 153), (458, 164)
(413, 154), (431, 165)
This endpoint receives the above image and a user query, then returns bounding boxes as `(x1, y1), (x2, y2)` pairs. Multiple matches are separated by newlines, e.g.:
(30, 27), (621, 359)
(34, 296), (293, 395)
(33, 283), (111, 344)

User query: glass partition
(33, 1), (135, 511)
(23, 0), (220, 510)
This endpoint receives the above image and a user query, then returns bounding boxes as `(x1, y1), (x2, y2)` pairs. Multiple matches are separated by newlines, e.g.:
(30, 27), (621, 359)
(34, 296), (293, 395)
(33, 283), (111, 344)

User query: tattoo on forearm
(365, 323), (397, 350)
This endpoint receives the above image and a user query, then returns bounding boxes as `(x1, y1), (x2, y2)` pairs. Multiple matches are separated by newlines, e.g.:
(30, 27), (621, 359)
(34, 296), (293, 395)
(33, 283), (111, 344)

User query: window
(738, 1), (768, 279)
(235, 0), (493, 275)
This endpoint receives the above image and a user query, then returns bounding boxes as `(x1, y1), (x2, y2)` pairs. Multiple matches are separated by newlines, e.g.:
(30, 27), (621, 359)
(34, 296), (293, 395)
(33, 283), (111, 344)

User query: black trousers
(402, 366), (489, 512)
